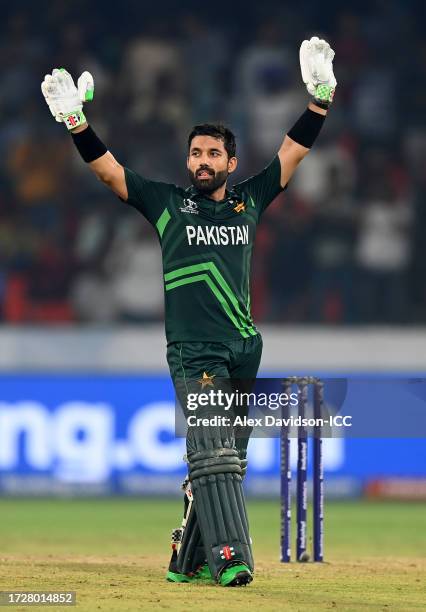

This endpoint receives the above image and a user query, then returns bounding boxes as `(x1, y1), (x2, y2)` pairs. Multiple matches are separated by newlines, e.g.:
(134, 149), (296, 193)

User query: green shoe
(166, 563), (213, 583)
(219, 563), (253, 587)
(166, 570), (192, 583)
(194, 564), (213, 581)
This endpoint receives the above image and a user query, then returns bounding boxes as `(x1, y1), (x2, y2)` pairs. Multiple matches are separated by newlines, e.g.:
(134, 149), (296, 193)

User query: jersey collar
(185, 185), (239, 205)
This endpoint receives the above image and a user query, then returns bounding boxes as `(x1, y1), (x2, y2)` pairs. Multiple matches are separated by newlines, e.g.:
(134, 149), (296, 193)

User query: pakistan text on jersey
(186, 225), (249, 246)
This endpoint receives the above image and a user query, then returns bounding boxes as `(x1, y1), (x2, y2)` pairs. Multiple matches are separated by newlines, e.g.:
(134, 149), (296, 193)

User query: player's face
(187, 135), (237, 194)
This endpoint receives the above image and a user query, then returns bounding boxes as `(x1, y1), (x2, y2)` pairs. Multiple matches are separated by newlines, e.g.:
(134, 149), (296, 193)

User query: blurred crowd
(1, 0), (426, 325)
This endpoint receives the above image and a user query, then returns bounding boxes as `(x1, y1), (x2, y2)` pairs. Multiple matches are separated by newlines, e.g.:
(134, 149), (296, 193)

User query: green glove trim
(314, 84), (335, 107)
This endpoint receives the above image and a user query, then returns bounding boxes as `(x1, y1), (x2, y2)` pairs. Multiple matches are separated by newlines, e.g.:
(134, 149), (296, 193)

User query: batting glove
(299, 36), (336, 108)
(41, 68), (94, 130)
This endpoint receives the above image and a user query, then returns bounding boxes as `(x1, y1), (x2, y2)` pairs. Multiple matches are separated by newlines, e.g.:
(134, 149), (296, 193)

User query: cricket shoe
(218, 562), (253, 587)
(166, 527), (213, 583)
(166, 563), (212, 583)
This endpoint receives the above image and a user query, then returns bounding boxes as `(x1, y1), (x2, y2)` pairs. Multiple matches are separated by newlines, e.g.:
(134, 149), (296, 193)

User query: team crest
(233, 201), (245, 213)
(197, 371), (216, 388)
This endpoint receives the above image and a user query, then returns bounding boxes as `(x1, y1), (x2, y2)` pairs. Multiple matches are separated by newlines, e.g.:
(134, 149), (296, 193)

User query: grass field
(0, 498), (425, 611)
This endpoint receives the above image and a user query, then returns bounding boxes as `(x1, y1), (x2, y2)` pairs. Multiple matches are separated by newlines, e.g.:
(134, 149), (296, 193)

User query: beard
(188, 166), (229, 195)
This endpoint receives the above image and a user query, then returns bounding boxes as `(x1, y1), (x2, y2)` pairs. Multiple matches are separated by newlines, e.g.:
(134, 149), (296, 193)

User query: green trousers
(166, 333), (263, 382)
(167, 333), (262, 456)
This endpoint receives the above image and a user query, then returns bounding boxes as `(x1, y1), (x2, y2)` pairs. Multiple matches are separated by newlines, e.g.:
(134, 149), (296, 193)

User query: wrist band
(71, 125), (108, 163)
(287, 108), (326, 149)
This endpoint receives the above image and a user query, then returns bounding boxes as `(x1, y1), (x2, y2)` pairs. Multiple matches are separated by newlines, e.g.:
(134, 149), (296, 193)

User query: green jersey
(124, 156), (283, 342)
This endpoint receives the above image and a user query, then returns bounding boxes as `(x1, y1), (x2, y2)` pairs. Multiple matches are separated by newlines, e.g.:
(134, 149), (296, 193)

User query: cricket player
(41, 36), (336, 587)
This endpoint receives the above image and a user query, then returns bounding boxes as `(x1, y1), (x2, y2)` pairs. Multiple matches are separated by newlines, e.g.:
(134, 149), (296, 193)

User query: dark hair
(188, 123), (236, 158)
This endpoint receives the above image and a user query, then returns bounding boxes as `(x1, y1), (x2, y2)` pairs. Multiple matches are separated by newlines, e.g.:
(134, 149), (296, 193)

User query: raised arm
(41, 68), (128, 199)
(278, 37), (336, 189)
(71, 123), (127, 199)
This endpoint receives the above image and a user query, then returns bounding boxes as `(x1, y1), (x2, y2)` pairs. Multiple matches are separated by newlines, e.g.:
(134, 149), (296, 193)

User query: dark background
(1, 0), (425, 325)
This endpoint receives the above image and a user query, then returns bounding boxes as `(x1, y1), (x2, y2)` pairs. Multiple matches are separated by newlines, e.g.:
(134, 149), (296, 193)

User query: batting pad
(185, 422), (254, 579)
(176, 503), (205, 574)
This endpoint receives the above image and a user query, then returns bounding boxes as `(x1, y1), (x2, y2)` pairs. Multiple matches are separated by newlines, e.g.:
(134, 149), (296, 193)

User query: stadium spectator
(355, 158), (413, 323)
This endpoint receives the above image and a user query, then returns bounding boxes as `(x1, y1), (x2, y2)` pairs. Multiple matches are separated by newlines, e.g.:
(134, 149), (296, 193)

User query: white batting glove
(300, 36), (336, 107)
(41, 68), (94, 130)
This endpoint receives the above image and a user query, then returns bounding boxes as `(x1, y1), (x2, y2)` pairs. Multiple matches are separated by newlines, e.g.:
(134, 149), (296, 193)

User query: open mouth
(197, 169), (213, 179)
